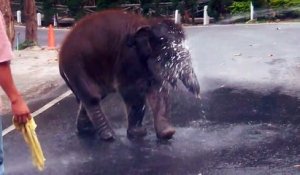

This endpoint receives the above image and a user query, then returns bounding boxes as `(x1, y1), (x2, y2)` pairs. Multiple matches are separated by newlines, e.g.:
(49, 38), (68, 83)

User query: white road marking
(2, 90), (72, 136)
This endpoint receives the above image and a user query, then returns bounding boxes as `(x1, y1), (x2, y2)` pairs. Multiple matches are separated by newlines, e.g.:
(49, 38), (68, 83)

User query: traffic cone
(48, 24), (56, 49)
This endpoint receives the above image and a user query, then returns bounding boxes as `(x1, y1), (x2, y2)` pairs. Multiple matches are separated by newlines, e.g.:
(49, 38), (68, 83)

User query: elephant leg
(147, 87), (175, 140)
(62, 66), (114, 141)
(120, 86), (147, 139)
(76, 102), (96, 135)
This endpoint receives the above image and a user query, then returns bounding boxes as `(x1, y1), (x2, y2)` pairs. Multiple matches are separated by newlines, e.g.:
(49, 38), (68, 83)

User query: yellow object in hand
(13, 117), (46, 171)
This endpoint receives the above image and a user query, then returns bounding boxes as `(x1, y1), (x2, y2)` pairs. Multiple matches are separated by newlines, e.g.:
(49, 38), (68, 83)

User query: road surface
(14, 25), (68, 48)
(4, 23), (300, 175)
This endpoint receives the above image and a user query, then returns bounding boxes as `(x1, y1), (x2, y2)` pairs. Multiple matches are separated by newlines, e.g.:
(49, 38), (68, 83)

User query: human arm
(0, 62), (30, 123)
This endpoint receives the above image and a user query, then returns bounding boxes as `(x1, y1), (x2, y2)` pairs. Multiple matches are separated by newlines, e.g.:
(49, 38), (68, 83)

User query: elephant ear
(126, 25), (151, 47)
(127, 25), (154, 59)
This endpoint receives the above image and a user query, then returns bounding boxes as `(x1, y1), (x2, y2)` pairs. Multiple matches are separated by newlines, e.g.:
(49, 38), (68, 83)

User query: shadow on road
(4, 81), (300, 174)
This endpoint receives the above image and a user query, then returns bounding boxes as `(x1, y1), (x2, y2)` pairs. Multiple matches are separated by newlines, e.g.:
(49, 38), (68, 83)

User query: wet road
(4, 23), (300, 174)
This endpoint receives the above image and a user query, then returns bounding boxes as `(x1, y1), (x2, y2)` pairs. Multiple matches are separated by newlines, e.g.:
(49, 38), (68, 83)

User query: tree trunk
(24, 0), (37, 44)
(0, 0), (15, 45)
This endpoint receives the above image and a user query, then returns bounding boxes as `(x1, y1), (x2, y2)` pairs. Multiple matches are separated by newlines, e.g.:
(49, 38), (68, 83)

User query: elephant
(59, 9), (200, 141)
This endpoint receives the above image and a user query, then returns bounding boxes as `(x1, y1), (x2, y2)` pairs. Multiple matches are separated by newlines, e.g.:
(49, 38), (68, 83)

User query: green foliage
(270, 0), (300, 8)
(171, 0), (184, 16)
(208, 0), (300, 20)
(140, 0), (154, 16)
(66, 0), (85, 20)
(17, 40), (37, 50)
(252, 0), (269, 8)
(229, 1), (251, 14)
(289, 0), (300, 6)
(184, 0), (198, 17)
(96, 0), (120, 10)
(208, 0), (234, 20)
(42, 0), (56, 26)
(171, 0), (180, 9)
(269, 0), (300, 19)
(35, 0), (300, 22)
(270, 0), (289, 8)
(138, 0), (178, 17)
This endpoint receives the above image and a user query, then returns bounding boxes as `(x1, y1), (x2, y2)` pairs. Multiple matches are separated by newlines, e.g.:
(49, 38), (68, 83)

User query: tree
(0, 0), (15, 44)
(24, 0), (38, 45)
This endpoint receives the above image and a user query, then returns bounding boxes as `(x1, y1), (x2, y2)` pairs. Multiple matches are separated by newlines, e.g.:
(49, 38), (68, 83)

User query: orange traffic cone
(48, 24), (56, 49)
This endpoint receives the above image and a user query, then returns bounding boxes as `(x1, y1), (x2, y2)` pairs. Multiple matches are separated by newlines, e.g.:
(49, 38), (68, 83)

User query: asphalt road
(4, 23), (300, 175)
(14, 25), (68, 48)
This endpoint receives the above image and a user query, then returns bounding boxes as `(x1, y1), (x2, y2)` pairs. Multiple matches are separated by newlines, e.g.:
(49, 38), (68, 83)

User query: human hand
(11, 96), (31, 124)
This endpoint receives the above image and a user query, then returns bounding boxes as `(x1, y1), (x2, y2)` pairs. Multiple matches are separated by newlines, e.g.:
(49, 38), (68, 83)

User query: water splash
(157, 39), (194, 78)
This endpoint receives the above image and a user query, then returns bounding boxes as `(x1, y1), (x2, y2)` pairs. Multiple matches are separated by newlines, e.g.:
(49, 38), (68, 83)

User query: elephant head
(127, 19), (201, 98)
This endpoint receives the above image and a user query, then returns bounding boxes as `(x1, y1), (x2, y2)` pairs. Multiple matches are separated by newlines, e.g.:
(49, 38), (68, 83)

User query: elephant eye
(150, 36), (164, 48)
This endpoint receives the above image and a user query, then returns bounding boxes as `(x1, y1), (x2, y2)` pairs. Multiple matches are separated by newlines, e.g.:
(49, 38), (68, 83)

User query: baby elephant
(59, 9), (200, 141)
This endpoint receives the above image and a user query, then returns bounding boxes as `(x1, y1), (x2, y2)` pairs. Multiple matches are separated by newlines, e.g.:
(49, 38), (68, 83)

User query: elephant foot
(96, 127), (115, 141)
(127, 126), (147, 139)
(155, 120), (176, 140)
(156, 125), (175, 140)
(154, 114), (176, 140)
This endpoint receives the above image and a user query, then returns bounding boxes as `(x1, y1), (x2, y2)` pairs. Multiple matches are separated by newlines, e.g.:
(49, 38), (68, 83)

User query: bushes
(209, 0), (300, 21)
(208, 0), (234, 20)
(229, 1), (251, 14)
(269, 0), (300, 19)
(96, 0), (119, 10)
(270, 0), (300, 8)
(66, 0), (85, 20)
(17, 40), (37, 50)
(270, 0), (290, 8)
(38, 0), (300, 22)
(228, 0), (269, 15)
(289, 0), (300, 6)
(208, 0), (271, 19)
(42, 0), (56, 26)
(252, 0), (269, 8)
